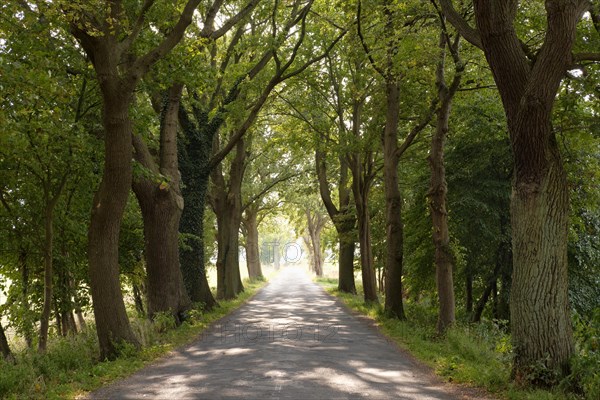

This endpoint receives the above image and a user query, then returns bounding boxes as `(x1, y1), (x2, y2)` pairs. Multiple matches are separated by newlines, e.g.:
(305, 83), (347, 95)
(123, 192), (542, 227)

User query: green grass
(317, 278), (594, 400)
(0, 279), (267, 400)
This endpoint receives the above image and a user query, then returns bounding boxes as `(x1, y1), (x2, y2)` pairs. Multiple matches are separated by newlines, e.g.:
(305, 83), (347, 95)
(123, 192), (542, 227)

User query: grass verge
(0, 278), (268, 400)
(316, 277), (596, 400)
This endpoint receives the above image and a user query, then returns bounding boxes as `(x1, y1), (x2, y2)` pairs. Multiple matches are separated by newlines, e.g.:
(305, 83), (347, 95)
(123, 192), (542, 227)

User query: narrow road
(91, 267), (481, 399)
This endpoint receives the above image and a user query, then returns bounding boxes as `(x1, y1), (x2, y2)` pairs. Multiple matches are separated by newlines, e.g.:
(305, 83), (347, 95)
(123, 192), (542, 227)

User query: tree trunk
(132, 282), (146, 317)
(510, 152), (572, 381)
(136, 190), (190, 320)
(38, 203), (54, 352)
(133, 85), (191, 322)
(305, 210), (325, 277)
(178, 107), (218, 310)
(212, 139), (246, 300)
(215, 206), (244, 299)
(469, 0), (580, 381)
(0, 322), (13, 362)
(75, 308), (87, 331)
(429, 29), (462, 334)
(348, 96), (378, 304)
(242, 209), (263, 280)
(338, 238), (356, 293)
(179, 175), (217, 310)
(88, 92), (140, 360)
(18, 249), (33, 348)
(354, 187), (378, 303)
(382, 80), (406, 319)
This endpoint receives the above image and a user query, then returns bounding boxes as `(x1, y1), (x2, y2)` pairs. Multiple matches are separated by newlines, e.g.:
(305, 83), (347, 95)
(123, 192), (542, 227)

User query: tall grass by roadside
(317, 277), (600, 400)
(0, 279), (267, 400)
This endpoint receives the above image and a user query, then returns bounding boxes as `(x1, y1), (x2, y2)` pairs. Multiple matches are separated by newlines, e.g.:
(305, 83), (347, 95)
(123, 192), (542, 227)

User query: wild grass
(0, 278), (267, 399)
(317, 278), (599, 400)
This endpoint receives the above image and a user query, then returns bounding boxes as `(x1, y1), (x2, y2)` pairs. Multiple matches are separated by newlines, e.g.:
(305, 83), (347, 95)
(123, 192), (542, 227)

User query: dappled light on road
(90, 267), (475, 399)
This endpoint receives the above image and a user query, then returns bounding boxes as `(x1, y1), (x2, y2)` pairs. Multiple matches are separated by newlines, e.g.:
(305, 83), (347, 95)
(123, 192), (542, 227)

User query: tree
(439, 0), (600, 383)
(65, 0), (207, 359)
(428, 11), (464, 334)
(132, 84), (190, 321)
(303, 208), (328, 276)
(358, 0), (439, 318)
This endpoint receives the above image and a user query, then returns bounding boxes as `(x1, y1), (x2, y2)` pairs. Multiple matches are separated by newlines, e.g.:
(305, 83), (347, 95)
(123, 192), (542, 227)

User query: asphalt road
(90, 266), (486, 399)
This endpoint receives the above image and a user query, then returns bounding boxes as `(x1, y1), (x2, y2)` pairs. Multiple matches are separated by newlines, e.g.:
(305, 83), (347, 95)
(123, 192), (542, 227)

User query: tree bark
(242, 208), (263, 280)
(355, 189), (378, 303)
(429, 28), (463, 334)
(88, 90), (140, 359)
(38, 171), (67, 352)
(382, 80), (406, 320)
(38, 202), (54, 352)
(305, 210), (326, 277)
(211, 139), (246, 300)
(133, 84), (191, 322)
(338, 239), (356, 293)
(348, 97), (378, 304)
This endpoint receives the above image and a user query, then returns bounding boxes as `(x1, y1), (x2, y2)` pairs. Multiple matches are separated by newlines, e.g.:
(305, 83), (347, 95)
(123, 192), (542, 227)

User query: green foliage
(151, 312), (177, 333)
(564, 310), (600, 398)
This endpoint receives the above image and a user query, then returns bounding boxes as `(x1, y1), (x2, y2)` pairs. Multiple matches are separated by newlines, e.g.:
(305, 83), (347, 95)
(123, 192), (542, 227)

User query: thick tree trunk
(469, 0), (580, 381)
(215, 207), (244, 299)
(179, 175), (217, 310)
(338, 238), (356, 293)
(212, 139), (246, 300)
(137, 191), (190, 320)
(382, 80), (406, 320)
(88, 93), (140, 360)
(133, 85), (191, 322)
(60, 312), (77, 336)
(243, 210), (263, 280)
(510, 150), (572, 381)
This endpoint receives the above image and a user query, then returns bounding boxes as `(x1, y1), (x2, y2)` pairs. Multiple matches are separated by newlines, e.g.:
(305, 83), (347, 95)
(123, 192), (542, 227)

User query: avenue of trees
(0, 0), (599, 394)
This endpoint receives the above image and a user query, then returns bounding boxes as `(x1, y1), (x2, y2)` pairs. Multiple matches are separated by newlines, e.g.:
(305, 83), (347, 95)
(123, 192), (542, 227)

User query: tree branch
(131, 0), (202, 79)
(437, 0), (482, 49)
(396, 96), (439, 158)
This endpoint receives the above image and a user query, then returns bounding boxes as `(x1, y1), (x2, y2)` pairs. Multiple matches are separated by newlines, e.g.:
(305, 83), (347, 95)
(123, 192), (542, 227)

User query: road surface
(90, 266), (486, 399)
